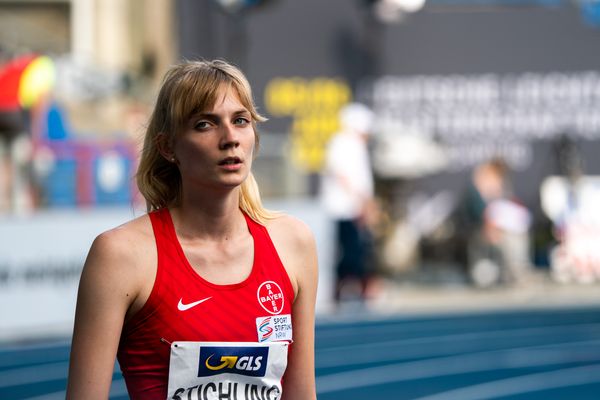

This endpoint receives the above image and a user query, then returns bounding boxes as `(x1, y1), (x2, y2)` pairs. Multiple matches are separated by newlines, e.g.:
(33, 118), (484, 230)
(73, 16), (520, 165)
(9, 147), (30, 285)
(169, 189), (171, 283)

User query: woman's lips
(218, 156), (243, 171)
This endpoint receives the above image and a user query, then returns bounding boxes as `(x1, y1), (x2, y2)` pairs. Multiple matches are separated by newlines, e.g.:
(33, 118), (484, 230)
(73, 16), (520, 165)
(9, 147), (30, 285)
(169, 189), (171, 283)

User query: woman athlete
(66, 60), (318, 400)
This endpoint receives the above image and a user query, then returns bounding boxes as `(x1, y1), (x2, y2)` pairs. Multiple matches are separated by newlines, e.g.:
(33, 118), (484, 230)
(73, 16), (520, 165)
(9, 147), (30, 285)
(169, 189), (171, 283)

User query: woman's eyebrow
(192, 109), (250, 119)
(192, 111), (216, 119)
(231, 109), (251, 116)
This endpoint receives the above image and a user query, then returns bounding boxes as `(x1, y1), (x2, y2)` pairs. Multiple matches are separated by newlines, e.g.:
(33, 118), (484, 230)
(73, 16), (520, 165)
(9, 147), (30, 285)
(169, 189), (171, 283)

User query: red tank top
(117, 208), (295, 400)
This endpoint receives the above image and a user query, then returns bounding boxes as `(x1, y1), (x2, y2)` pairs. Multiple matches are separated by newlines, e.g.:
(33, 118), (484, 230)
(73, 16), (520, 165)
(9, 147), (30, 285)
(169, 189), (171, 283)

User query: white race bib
(167, 341), (289, 400)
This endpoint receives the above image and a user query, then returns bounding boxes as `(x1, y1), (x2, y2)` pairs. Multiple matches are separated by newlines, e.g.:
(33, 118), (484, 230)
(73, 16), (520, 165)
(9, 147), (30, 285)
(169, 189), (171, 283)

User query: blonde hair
(136, 59), (276, 223)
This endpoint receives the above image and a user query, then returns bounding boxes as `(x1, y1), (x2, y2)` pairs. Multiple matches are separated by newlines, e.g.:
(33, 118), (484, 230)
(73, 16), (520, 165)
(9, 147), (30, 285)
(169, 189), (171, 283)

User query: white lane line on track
(0, 360), (119, 388)
(0, 352), (69, 369)
(21, 378), (128, 400)
(0, 340), (70, 353)
(318, 337), (600, 370)
(319, 322), (600, 353)
(315, 346), (600, 394)
(0, 356), (68, 370)
(412, 363), (600, 400)
(20, 392), (65, 400)
(316, 317), (600, 340)
(0, 362), (68, 387)
(316, 307), (600, 328)
(0, 341), (70, 369)
(317, 324), (600, 368)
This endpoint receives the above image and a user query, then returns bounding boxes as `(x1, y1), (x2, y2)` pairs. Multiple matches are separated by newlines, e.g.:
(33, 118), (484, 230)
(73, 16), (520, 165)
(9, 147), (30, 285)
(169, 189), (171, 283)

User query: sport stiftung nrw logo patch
(256, 315), (292, 343)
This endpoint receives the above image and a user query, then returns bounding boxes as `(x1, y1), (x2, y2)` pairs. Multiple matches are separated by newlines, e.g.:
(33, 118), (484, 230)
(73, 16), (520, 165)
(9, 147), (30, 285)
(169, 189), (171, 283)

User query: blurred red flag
(0, 54), (37, 112)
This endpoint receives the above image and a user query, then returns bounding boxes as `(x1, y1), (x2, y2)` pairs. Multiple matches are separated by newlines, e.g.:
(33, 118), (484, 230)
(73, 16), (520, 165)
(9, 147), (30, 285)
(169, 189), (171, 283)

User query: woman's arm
(268, 216), (319, 400)
(66, 228), (143, 399)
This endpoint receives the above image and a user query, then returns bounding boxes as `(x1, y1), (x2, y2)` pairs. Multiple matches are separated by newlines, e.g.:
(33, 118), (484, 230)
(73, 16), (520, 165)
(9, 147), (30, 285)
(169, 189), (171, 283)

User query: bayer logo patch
(256, 281), (284, 315)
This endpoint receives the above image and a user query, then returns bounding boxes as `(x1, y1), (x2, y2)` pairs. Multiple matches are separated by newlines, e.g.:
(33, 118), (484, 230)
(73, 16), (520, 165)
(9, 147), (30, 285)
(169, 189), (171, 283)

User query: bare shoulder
(90, 214), (154, 266)
(81, 214), (155, 304)
(266, 214), (315, 249)
(265, 214), (318, 297)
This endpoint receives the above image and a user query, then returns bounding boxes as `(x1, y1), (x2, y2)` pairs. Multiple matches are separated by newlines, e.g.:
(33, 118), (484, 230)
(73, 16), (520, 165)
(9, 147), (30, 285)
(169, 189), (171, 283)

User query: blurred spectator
(321, 103), (380, 303)
(0, 52), (55, 213)
(542, 136), (600, 283)
(460, 158), (533, 287)
(0, 53), (31, 213)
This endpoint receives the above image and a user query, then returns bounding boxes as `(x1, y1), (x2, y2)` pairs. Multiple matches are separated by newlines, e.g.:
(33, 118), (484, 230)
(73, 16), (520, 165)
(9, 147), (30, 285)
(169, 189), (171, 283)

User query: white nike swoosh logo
(177, 296), (212, 311)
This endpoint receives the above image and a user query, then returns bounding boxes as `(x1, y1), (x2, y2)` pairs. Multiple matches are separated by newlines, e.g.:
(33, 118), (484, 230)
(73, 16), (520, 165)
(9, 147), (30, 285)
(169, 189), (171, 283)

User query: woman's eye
(194, 121), (211, 130)
(234, 117), (250, 125)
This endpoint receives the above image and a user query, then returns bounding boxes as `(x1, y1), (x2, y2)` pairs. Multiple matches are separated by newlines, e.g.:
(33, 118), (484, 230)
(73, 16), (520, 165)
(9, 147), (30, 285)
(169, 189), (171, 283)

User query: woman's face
(172, 85), (256, 193)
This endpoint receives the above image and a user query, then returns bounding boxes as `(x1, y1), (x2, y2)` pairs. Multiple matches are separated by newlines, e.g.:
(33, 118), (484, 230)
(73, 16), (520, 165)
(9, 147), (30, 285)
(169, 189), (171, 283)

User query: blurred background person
(542, 135), (600, 284)
(460, 157), (533, 288)
(0, 50), (55, 213)
(321, 102), (380, 304)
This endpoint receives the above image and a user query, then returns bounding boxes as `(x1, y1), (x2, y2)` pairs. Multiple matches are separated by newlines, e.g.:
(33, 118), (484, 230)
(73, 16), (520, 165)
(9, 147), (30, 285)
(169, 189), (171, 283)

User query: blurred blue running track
(1, 306), (600, 399)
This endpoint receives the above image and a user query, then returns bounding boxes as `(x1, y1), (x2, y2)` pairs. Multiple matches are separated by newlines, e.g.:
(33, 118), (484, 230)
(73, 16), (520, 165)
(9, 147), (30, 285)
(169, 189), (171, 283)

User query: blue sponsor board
(198, 346), (268, 378)
(93, 150), (132, 205)
(45, 158), (77, 206)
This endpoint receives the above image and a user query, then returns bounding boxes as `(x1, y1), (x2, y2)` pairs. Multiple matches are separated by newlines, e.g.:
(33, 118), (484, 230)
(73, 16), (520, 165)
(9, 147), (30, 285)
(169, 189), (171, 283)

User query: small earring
(170, 157), (176, 162)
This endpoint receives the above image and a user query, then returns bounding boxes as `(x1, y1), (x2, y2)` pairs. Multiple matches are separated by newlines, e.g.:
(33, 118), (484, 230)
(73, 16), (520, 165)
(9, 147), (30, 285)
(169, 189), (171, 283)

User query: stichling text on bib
(167, 341), (289, 400)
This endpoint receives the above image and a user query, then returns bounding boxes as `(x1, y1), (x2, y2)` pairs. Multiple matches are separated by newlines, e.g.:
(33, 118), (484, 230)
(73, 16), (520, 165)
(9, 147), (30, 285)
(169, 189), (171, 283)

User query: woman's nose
(219, 123), (240, 149)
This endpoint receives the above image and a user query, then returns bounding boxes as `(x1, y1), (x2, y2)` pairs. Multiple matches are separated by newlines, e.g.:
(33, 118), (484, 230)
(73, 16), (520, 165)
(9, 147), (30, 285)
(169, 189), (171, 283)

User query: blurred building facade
(0, 0), (176, 211)
(0, 0), (175, 124)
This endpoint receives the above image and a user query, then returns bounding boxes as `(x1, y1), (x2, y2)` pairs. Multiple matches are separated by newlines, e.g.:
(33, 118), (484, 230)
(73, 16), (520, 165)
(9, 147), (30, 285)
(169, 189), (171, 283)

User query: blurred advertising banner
(0, 208), (136, 341)
(362, 71), (600, 175)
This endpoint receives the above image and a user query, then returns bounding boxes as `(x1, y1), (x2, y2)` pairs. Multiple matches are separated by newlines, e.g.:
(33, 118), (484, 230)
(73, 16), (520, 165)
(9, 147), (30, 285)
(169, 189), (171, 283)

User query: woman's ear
(155, 132), (177, 163)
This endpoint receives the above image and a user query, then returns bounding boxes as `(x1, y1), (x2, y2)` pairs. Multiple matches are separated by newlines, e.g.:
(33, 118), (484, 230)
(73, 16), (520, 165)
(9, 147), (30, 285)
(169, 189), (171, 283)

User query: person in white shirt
(321, 103), (377, 303)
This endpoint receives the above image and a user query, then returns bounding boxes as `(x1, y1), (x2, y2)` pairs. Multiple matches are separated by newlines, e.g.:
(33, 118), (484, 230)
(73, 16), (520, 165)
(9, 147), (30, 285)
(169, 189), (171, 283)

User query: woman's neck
(172, 187), (246, 240)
